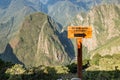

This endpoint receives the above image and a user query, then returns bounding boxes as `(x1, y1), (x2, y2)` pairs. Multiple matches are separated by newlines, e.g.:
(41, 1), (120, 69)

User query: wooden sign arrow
(68, 26), (92, 38)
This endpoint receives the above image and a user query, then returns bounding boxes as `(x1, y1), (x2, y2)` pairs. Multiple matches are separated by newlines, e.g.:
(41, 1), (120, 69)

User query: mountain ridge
(0, 1), (120, 67)
(8, 12), (74, 67)
(72, 4), (120, 60)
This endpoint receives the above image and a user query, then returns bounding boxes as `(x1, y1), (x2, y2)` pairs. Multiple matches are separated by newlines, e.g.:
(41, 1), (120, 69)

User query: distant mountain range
(73, 4), (120, 59)
(1, 0), (120, 28)
(0, 0), (120, 67)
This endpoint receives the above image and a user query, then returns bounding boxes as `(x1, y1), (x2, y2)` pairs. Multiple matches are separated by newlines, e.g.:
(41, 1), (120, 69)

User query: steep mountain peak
(48, 0), (80, 27)
(9, 12), (73, 67)
(73, 4), (120, 54)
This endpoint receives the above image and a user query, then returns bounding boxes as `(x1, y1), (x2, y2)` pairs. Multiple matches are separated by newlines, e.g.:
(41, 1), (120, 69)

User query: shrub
(90, 53), (101, 66)
(8, 75), (22, 80)
(5, 64), (25, 75)
(67, 63), (77, 73)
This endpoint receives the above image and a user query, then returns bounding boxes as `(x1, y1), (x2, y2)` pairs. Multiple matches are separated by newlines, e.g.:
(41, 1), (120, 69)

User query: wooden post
(68, 26), (92, 79)
(77, 38), (82, 79)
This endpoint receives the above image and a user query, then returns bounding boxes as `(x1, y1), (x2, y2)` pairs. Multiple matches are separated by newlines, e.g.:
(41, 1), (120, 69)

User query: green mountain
(72, 4), (120, 70)
(45, 0), (120, 27)
(2, 12), (74, 67)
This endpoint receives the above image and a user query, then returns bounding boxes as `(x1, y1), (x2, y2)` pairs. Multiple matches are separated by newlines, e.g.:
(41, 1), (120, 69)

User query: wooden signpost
(68, 26), (92, 79)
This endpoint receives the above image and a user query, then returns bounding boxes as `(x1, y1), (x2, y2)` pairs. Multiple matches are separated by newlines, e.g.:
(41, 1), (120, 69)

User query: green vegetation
(90, 37), (120, 57)
(67, 63), (77, 73)
(0, 58), (120, 80)
(5, 64), (25, 75)
(0, 59), (70, 80)
(114, 18), (120, 29)
(83, 70), (120, 80)
(89, 53), (120, 71)
(90, 53), (101, 66)
(0, 59), (14, 80)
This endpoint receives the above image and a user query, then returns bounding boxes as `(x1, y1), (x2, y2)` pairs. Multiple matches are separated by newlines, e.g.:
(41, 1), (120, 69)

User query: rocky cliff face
(9, 12), (74, 67)
(72, 4), (120, 58)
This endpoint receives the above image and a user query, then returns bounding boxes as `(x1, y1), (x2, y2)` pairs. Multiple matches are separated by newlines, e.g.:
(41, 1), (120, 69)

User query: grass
(90, 36), (120, 56)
